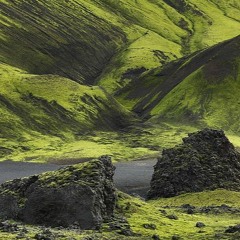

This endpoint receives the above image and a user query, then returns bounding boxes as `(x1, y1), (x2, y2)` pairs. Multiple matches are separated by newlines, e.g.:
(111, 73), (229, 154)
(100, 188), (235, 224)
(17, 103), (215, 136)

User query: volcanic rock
(148, 129), (240, 199)
(0, 156), (116, 229)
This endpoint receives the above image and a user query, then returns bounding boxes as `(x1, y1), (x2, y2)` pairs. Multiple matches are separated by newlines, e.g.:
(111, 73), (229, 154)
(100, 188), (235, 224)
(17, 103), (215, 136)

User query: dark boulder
(0, 156), (116, 229)
(196, 222), (206, 228)
(225, 224), (240, 233)
(148, 129), (240, 199)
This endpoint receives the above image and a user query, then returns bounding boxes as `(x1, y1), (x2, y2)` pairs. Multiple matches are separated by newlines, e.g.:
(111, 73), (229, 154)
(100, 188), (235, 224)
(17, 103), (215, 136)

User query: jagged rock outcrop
(0, 156), (116, 229)
(148, 129), (240, 199)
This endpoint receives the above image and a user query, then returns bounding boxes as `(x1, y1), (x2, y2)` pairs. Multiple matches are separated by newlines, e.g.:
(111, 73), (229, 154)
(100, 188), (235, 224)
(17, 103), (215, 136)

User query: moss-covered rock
(148, 129), (240, 199)
(0, 156), (116, 229)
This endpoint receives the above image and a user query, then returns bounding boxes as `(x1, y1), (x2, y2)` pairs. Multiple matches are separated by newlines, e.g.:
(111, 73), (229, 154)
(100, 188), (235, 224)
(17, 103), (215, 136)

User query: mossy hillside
(2, 114), (240, 164)
(97, 0), (240, 93)
(0, 0), (127, 84)
(1, 0), (239, 90)
(0, 122), (197, 163)
(116, 35), (240, 134)
(150, 58), (240, 133)
(0, 63), (133, 133)
(3, 118), (240, 164)
(1, 0), (240, 163)
(0, 63), (135, 161)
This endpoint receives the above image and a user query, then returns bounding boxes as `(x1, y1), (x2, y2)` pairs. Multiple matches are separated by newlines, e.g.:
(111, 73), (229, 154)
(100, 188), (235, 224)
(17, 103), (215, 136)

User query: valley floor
(2, 122), (240, 164)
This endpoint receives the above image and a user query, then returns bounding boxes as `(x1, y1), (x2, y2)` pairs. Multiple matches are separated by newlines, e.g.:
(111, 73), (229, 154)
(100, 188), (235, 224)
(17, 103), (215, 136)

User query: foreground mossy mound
(148, 129), (240, 199)
(120, 190), (240, 240)
(0, 156), (116, 229)
(0, 159), (239, 239)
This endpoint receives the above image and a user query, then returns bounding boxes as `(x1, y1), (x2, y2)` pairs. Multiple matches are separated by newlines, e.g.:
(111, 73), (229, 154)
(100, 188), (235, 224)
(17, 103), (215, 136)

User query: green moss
(0, 190), (239, 239)
(117, 190), (240, 239)
(0, 63), (135, 162)
(151, 189), (240, 208)
(0, 0), (240, 163)
(38, 160), (101, 187)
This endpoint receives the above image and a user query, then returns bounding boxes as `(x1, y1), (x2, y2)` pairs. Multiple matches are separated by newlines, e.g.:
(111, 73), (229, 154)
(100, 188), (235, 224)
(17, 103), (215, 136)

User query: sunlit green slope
(117, 35), (240, 133)
(1, 0), (240, 161)
(1, 0), (240, 89)
(0, 63), (133, 159)
(97, 0), (240, 92)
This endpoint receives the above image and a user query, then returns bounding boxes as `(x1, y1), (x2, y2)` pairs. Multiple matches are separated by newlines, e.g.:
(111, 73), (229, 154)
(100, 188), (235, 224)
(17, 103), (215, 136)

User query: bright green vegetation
(1, 0), (240, 90)
(153, 189), (240, 208)
(0, 0), (126, 84)
(0, 63), (134, 162)
(119, 190), (240, 239)
(0, 1), (240, 240)
(97, 0), (240, 93)
(149, 38), (240, 134)
(0, 0), (240, 163)
(117, 35), (240, 134)
(1, 190), (239, 239)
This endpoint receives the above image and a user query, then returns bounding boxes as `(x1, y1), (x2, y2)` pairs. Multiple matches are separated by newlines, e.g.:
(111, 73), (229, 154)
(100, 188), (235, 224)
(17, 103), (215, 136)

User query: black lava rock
(0, 156), (116, 230)
(0, 221), (19, 233)
(148, 129), (240, 198)
(196, 222), (206, 228)
(143, 223), (157, 230)
(152, 234), (161, 240)
(172, 235), (181, 240)
(225, 224), (240, 233)
(167, 214), (179, 220)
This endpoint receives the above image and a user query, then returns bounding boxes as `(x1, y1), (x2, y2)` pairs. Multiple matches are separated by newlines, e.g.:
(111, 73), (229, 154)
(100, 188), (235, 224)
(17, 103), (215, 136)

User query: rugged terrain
(0, 153), (239, 239)
(1, 0), (240, 162)
(0, 156), (116, 229)
(148, 129), (240, 198)
(1, 1), (240, 239)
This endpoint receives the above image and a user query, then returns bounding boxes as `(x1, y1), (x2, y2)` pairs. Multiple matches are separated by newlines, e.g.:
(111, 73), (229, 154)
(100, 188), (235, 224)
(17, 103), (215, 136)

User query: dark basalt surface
(0, 156), (116, 229)
(148, 129), (240, 199)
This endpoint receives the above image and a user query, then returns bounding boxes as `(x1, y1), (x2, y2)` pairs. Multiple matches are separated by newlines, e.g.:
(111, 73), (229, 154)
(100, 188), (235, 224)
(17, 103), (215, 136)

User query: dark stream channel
(0, 159), (157, 198)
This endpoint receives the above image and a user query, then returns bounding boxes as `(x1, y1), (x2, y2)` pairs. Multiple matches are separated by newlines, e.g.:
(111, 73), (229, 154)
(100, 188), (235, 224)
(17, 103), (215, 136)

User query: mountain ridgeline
(1, 0), (240, 85)
(118, 35), (240, 132)
(0, 0), (240, 160)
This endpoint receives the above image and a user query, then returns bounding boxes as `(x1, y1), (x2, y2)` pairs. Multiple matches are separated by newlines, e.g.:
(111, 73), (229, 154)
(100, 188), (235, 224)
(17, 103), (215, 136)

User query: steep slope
(1, 0), (240, 161)
(1, 0), (240, 88)
(97, 0), (240, 92)
(0, 0), (126, 84)
(0, 63), (133, 159)
(117, 35), (240, 132)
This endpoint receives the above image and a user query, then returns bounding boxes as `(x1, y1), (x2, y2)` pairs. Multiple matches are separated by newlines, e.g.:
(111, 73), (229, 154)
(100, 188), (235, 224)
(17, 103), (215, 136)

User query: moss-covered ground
(0, 190), (239, 239)
(119, 190), (240, 239)
(0, 1), (240, 239)
(3, 120), (240, 163)
(1, 0), (240, 162)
